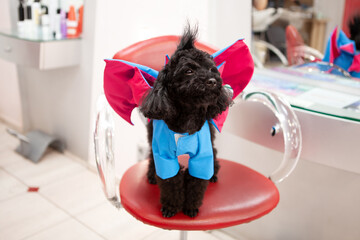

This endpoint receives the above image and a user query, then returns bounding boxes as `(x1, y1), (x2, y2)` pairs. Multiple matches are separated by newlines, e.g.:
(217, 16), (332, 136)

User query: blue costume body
(152, 119), (215, 180)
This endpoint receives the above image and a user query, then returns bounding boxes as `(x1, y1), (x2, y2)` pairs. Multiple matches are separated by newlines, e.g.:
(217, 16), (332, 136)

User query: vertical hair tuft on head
(177, 23), (198, 51)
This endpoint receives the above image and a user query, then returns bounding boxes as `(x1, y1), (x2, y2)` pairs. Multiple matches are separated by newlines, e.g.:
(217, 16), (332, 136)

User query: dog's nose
(206, 78), (217, 87)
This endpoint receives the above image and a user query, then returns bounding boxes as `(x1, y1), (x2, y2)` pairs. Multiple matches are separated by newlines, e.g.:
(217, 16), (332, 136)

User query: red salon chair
(94, 36), (302, 239)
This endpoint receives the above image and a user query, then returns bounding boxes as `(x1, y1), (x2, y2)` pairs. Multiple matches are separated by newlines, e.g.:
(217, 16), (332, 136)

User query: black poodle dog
(140, 26), (232, 218)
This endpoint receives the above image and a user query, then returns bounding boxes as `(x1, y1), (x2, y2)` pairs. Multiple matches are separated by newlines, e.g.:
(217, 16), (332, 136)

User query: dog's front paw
(209, 175), (218, 183)
(161, 206), (177, 218)
(183, 208), (199, 218)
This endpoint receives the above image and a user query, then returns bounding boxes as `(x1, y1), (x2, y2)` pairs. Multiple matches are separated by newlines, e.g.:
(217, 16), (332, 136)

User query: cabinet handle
(4, 46), (12, 53)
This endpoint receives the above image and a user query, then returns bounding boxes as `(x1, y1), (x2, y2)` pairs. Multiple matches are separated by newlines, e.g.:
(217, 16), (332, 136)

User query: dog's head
(140, 26), (232, 121)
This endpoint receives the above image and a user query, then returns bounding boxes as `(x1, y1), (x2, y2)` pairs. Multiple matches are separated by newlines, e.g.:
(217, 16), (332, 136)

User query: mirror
(251, 0), (356, 69)
(249, 0), (360, 120)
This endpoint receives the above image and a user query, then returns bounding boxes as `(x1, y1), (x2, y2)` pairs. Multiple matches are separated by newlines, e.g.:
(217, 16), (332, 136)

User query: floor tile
(0, 168), (28, 201)
(210, 230), (241, 240)
(187, 231), (225, 240)
(76, 203), (158, 240)
(2, 151), (86, 188)
(0, 150), (27, 168)
(40, 168), (107, 215)
(0, 121), (227, 240)
(23, 218), (104, 240)
(0, 193), (69, 240)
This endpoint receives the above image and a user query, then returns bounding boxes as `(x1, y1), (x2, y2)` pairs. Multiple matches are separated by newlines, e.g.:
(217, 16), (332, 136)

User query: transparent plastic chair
(93, 89), (302, 210)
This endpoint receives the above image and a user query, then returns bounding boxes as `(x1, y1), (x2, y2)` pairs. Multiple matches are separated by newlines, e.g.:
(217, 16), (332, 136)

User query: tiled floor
(0, 121), (236, 240)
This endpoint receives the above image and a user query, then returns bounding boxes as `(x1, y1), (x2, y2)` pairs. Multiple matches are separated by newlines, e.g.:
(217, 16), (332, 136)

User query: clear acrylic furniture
(93, 36), (302, 239)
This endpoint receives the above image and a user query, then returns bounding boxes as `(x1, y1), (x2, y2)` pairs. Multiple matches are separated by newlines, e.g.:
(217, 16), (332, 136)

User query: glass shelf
(0, 28), (81, 42)
(246, 67), (360, 122)
(0, 28), (81, 69)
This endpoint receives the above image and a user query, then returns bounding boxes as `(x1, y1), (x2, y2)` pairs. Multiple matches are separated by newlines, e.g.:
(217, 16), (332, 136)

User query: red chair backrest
(285, 25), (305, 65)
(113, 35), (218, 71)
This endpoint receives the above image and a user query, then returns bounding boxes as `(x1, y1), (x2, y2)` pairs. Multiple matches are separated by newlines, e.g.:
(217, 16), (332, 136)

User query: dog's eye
(185, 69), (194, 75)
(210, 67), (218, 73)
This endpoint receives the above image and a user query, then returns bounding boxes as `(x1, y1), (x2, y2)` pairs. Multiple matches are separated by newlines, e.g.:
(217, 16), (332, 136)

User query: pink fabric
(165, 55), (170, 65)
(212, 108), (229, 132)
(330, 27), (340, 63)
(213, 40), (254, 99)
(348, 55), (360, 72)
(340, 43), (355, 54)
(104, 60), (155, 125)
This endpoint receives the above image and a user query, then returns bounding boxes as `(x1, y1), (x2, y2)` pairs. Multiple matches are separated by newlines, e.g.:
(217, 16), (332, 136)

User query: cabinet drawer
(0, 34), (81, 70)
(0, 34), (41, 68)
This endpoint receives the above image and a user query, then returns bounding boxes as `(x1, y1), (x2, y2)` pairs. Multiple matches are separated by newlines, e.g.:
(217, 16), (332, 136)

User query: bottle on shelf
(17, 0), (25, 36)
(67, 5), (77, 38)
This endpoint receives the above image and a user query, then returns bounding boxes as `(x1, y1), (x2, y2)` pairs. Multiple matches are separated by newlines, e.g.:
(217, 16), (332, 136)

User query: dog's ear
(207, 87), (233, 119)
(140, 69), (175, 120)
(176, 24), (198, 51)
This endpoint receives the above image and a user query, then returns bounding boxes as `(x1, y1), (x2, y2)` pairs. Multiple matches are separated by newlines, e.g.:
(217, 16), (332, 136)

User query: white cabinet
(0, 31), (81, 70)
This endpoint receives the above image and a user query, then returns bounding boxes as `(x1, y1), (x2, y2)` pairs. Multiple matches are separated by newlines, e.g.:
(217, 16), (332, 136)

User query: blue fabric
(152, 120), (214, 180)
(323, 29), (360, 78)
(105, 58), (159, 79)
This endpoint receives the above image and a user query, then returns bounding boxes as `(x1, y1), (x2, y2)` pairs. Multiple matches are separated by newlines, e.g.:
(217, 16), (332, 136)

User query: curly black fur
(348, 14), (360, 50)
(140, 25), (232, 218)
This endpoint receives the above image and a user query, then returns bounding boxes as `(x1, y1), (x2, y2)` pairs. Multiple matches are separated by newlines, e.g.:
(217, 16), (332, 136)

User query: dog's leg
(146, 121), (157, 184)
(183, 169), (209, 217)
(210, 153), (220, 183)
(156, 171), (185, 218)
(147, 154), (157, 184)
(209, 124), (220, 183)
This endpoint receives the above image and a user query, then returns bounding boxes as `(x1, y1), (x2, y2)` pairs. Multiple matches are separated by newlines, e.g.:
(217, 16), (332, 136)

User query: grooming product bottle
(67, 5), (77, 38)
(54, 8), (62, 39)
(60, 9), (67, 38)
(25, 3), (35, 37)
(41, 4), (51, 40)
(76, 5), (83, 37)
(32, 0), (41, 26)
(48, 0), (58, 38)
(17, 0), (25, 35)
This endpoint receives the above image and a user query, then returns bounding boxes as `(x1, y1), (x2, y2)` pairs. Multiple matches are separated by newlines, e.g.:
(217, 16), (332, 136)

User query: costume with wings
(323, 27), (360, 78)
(103, 39), (254, 179)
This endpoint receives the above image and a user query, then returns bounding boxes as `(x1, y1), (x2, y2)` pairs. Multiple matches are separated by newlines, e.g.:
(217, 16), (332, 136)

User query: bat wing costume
(103, 39), (254, 180)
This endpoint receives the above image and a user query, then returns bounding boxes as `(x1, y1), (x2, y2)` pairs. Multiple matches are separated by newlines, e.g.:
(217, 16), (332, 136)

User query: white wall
(0, 0), (252, 164)
(0, 0), (98, 160)
(0, 0), (22, 130)
(209, 0), (252, 48)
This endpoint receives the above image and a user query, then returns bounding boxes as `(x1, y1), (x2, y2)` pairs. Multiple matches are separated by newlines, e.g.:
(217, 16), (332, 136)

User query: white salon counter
(224, 67), (360, 174)
(217, 67), (360, 239)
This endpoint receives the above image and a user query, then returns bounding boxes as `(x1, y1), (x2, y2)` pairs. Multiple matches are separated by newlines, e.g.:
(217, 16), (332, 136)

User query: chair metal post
(180, 231), (188, 240)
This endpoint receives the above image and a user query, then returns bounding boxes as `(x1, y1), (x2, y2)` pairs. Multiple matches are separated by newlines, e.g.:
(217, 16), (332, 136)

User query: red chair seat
(120, 157), (279, 230)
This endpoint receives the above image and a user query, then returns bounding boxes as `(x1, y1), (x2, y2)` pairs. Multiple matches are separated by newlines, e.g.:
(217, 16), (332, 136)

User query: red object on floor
(120, 157), (279, 230)
(27, 187), (39, 192)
